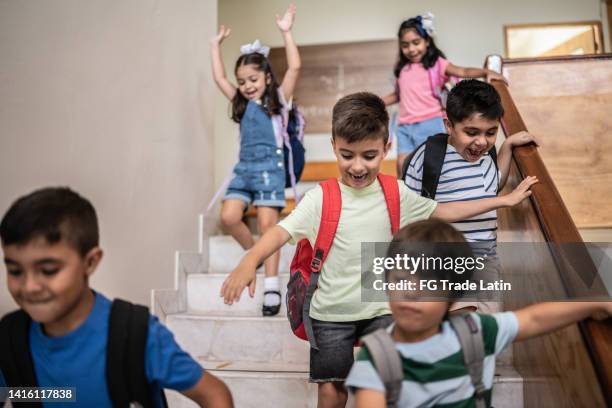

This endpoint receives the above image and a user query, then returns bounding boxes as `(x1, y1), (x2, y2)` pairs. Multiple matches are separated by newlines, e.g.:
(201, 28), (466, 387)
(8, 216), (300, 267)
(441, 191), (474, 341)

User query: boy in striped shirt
(404, 80), (538, 311)
(404, 79), (538, 245)
(346, 219), (611, 408)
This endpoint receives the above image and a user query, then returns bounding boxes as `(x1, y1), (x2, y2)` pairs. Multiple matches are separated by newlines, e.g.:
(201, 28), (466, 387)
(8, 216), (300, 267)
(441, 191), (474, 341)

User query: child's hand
(210, 25), (231, 46)
(504, 176), (539, 207)
(591, 301), (612, 320)
(276, 4), (296, 33)
(508, 131), (540, 148)
(220, 261), (257, 305)
(486, 70), (508, 84)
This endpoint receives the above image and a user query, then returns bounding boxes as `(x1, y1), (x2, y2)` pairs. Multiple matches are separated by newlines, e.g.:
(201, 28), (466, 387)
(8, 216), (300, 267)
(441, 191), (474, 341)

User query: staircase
(151, 216), (524, 408)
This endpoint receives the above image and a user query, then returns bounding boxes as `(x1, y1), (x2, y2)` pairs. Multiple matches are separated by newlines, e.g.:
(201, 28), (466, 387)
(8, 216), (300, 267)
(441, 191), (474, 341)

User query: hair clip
(239, 39), (270, 57)
(418, 12), (436, 37)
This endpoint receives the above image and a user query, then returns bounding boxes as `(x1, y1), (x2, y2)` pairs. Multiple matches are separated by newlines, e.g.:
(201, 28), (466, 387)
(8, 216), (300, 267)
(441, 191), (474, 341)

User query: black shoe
(262, 290), (281, 316)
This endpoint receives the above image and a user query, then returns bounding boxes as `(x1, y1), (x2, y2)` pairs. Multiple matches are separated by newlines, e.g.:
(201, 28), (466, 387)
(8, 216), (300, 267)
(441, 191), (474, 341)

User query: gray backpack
(361, 313), (487, 408)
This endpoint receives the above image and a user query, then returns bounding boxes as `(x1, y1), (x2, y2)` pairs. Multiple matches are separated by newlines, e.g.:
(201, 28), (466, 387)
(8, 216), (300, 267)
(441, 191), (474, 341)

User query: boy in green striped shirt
(346, 219), (611, 408)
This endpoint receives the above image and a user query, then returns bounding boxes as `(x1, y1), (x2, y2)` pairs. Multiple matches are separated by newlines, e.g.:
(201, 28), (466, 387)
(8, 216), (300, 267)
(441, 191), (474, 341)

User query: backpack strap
(427, 59), (442, 102)
(449, 314), (487, 408)
(107, 299), (164, 408)
(377, 174), (400, 235)
(361, 328), (403, 408)
(0, 310), (42, 408)
(421, 133), (449, 199)
(302, 178), (342, 350)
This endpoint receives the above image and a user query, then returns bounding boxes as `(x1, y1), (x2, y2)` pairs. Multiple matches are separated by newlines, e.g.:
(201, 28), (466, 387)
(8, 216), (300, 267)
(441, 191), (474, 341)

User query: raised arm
(209, 25), (237, 100)
(276, 4), (301, 101)
(431, 176), (538, 222)
(514, 301), (611, 341)
(497, 131), (539, 190)
(220, 225), (291, 304)
(445, 63), (507, 84)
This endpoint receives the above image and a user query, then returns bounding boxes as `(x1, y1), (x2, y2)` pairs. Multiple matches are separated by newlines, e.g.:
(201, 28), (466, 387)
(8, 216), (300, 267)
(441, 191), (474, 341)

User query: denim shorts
(396, 116), (446, 154)
(309, 315), (393, 382)
(224, 146), (286, 208)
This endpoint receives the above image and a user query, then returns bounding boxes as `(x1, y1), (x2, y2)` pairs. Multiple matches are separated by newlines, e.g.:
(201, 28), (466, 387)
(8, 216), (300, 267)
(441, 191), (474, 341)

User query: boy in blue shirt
(0, 187), (233, 407)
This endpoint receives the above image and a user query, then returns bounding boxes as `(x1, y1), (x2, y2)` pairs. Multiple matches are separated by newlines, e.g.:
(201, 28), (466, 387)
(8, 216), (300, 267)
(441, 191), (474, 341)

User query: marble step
(165, 364), (317, 408)
(208, 235), (296, 274)
(166, 313), (310, 366)
(165, 362), (522, 408)
(187, 273), (290, 315)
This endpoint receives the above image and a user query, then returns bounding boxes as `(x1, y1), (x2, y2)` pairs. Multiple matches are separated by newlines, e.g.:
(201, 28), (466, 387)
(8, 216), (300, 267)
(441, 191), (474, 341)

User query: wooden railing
(487, 54), (612, 407)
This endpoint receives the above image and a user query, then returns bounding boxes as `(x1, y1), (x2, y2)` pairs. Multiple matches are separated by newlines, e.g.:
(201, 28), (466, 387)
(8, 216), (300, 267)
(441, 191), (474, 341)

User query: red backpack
(286, 174), (400, 349)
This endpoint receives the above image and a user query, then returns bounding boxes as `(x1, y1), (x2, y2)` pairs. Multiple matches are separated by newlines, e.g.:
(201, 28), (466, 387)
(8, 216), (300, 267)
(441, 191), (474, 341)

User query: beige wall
(0, 0), (217, 314)
(214, 0), (608, 188)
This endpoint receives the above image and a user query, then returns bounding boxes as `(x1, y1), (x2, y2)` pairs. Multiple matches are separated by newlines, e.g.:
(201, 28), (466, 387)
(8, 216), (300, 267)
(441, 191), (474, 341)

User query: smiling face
(446, 113), (499, 162)
(3, 237), (101, 329)
(332, 136), (390, 189)
(236, 63), (270, 101)
(400, 28), (429, 64)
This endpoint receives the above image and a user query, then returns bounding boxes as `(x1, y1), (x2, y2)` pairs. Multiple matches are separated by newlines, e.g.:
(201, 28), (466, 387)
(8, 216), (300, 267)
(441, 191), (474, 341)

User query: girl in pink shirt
(383, 13), (506, 175)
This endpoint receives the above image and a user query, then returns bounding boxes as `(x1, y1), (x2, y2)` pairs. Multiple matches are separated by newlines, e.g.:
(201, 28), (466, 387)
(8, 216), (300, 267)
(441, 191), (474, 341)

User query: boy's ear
(84, 247), (103, 277)
(443, 118), (452, 134)
(383, 141), (392, 157)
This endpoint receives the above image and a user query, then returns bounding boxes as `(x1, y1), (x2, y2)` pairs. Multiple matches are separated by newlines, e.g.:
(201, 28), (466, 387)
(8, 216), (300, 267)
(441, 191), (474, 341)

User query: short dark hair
(332, 92), (389, 144)
(385, 219), (475, 299)
(445, 79), (504, 125)
(0, 187), (99, 256)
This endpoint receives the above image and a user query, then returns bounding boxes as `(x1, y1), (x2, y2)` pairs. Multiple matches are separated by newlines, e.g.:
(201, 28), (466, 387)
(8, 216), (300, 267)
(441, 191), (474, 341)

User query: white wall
(0, 0), (217, 314)
(213, 0), (608, 189)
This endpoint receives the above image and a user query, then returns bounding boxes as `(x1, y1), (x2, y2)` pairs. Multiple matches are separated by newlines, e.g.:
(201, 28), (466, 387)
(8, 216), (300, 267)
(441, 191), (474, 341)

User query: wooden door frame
(503, 20), (604, 57)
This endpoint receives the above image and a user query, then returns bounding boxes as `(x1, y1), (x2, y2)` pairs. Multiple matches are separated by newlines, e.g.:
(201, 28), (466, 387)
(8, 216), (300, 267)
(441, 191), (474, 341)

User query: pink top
(397, 57), (449, 125)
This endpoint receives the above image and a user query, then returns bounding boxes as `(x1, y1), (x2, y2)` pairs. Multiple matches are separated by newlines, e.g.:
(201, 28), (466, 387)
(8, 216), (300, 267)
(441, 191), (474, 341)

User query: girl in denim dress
(210, 4), (300, 316)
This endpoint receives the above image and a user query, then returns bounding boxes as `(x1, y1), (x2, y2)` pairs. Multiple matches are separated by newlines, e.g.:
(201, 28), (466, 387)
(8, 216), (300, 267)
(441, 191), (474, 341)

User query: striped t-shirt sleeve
(345, 347), (385, 393)
(404, 144), (426, 194)
(478, 311), (520, 356)
(492, 311), (519, 354)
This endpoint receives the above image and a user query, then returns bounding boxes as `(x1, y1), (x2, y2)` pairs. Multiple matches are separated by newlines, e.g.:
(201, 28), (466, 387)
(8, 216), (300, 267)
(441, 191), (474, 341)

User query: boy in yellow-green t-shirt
(220, 92), (537, 408)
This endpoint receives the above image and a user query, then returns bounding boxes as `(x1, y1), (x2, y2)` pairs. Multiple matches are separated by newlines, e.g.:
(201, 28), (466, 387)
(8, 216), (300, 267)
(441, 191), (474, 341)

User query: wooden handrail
(486, 54), (612, 405)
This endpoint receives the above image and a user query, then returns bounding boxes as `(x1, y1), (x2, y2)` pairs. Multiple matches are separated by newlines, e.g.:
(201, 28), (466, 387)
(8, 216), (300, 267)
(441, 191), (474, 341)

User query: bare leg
(396, 152), (409, 178)
(220, 199), (254, 250)
(317, 382), (348, 408)
(256, 206), (280, 278)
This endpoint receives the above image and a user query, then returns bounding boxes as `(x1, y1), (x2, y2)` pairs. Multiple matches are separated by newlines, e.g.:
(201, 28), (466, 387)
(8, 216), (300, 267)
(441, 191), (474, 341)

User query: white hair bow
(239, 39), (270, 57)
(419, 12), (436, 36)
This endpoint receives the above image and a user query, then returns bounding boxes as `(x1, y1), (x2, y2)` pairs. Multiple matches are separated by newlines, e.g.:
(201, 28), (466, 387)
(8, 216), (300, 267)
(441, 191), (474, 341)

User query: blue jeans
(396, 116), (446, 154)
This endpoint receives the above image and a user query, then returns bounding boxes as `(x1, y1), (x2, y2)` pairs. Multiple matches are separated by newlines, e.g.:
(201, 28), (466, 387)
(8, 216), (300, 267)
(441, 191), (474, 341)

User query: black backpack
(0, 299), (167, 408)
(402, 133), (498, 199)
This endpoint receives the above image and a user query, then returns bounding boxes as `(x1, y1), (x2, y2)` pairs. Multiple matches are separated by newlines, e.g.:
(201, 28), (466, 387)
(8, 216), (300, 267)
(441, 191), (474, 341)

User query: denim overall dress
(224, 100), (286, 208)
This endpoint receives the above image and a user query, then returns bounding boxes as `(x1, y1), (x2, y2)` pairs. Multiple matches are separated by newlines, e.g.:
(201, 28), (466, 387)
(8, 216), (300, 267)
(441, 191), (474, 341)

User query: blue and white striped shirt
(405, 143), (499, 243)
